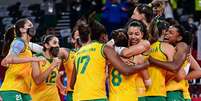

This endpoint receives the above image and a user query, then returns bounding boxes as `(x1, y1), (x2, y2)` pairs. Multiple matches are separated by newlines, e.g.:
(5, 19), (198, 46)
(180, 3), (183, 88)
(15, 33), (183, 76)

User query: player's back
(74, 42), (107, 100)
(146, 41), (168, 96)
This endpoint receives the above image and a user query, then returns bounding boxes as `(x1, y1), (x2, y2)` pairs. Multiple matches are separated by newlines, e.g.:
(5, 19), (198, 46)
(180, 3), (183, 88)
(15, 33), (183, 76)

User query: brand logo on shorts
(16, 94), (22, 101)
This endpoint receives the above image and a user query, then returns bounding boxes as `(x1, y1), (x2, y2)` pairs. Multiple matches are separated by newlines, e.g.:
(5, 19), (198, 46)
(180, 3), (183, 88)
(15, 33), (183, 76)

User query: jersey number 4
(77, 55), (90, 74)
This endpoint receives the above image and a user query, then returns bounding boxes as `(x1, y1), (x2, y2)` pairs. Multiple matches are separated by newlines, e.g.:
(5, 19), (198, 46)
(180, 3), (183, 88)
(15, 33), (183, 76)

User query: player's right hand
(52, 58), (61, 68)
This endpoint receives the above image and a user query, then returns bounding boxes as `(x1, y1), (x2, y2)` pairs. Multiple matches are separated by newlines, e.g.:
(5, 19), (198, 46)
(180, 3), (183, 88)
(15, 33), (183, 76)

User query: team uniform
(109, 54), (149, 101)
(0, 38), (32, 101)
(30, 53), (60, 101)
(183, 80), (191, 101)
(108, 62), (137, 101)
(145, 41), (167, 101)
(63, 49), (76, 101)
(135, 54), (149, 101)
(73, 42), (107, 101)
(166, 60), (191, 101)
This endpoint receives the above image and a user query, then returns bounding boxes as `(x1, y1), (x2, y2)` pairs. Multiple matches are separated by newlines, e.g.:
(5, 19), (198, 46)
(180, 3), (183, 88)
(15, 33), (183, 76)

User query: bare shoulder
(140, 40), (150, 50)
(141, 40), (150, 46)
(59, 48), (69, 59)
(161, 42), (175, 51)
(176, 42), (188, 49)
(160, 42), (175, 58)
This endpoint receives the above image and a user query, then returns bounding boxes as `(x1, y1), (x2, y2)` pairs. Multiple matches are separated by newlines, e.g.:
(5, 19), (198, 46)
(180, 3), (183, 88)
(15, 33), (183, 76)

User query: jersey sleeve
(29, 42), (43, 53)
(114, 46), (126, 55)
(10, 39), (25, 55)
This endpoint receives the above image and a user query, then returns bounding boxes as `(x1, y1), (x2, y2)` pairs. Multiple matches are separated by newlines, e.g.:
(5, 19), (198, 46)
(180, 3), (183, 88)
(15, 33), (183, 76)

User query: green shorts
(138, 96), (146, 101)
(185, 99), (191, 101)
(166, 90), (185, 101)
(145, 96), (166, 101)
(66, 91), (73, 101)
(0, 90), (31, 101)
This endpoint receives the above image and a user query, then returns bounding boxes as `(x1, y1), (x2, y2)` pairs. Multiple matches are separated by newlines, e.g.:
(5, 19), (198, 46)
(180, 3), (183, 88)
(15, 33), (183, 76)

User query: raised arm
(32, 58), (61, 85)
(104, 45), (149, 76)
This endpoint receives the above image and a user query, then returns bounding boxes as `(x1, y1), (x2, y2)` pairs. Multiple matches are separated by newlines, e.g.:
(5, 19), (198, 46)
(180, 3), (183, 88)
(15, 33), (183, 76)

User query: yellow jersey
(146, 41), (167, 96)
(183, 80), (191, 99)
(166, 60), (189, 91)
(0, 39), (32, 94)
(109, 65), (137, 101)
(166, 60), (191, 99)
(73, 42), (106, 101)
(63, 50), (76, 92)
(134, 54), (149, 97)
(30, 53), (60, 101)
(109, 53), (149, 101)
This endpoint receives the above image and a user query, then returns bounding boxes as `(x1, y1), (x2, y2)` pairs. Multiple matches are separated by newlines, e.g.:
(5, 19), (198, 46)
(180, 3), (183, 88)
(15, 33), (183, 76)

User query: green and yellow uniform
(166, 60), (190, 101)
(136, 54), (149, 101)
(183, 80), (191, 101)
(30, 53), (60, 101)
(0, 38), (32, 101)
(108, 64), (137, 101)
(63, 50), (76, 101)
(145, 41), (167, 101)
(73, 42), (107, 101)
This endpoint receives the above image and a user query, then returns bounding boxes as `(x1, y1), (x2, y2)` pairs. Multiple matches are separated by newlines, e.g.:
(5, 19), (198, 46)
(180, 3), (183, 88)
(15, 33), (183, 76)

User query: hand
(186, 54), (191, 62)
(144, 78), (152, 90)
(143, 60), (150, 67)
(59, 86), (66, 96)
(51, 58), (61, 68)
(120, 57), (134, 65)
(148, 56), (154, 64)
(1, 58), (8, 67)
(134, 55), (145, 64)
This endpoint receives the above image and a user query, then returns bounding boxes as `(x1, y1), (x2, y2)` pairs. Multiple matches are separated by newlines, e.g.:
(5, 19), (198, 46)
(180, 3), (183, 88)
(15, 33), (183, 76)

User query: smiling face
(127, 26), (144, 46)
(163, 26), (181, 44)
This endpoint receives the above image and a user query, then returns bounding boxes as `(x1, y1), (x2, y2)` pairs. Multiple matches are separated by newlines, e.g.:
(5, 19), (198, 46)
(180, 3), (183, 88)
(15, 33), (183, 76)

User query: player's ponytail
(1, 25), (16, 57)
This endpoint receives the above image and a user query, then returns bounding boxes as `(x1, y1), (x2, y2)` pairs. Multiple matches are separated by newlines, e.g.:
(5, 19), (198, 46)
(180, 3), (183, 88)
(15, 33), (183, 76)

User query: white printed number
(16, 94), (22, 101)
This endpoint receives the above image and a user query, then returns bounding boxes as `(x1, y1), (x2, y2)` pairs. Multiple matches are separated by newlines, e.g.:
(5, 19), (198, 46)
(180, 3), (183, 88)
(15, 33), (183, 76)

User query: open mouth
(163, 37), (169, 42)
(131, 40), (139, 45)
